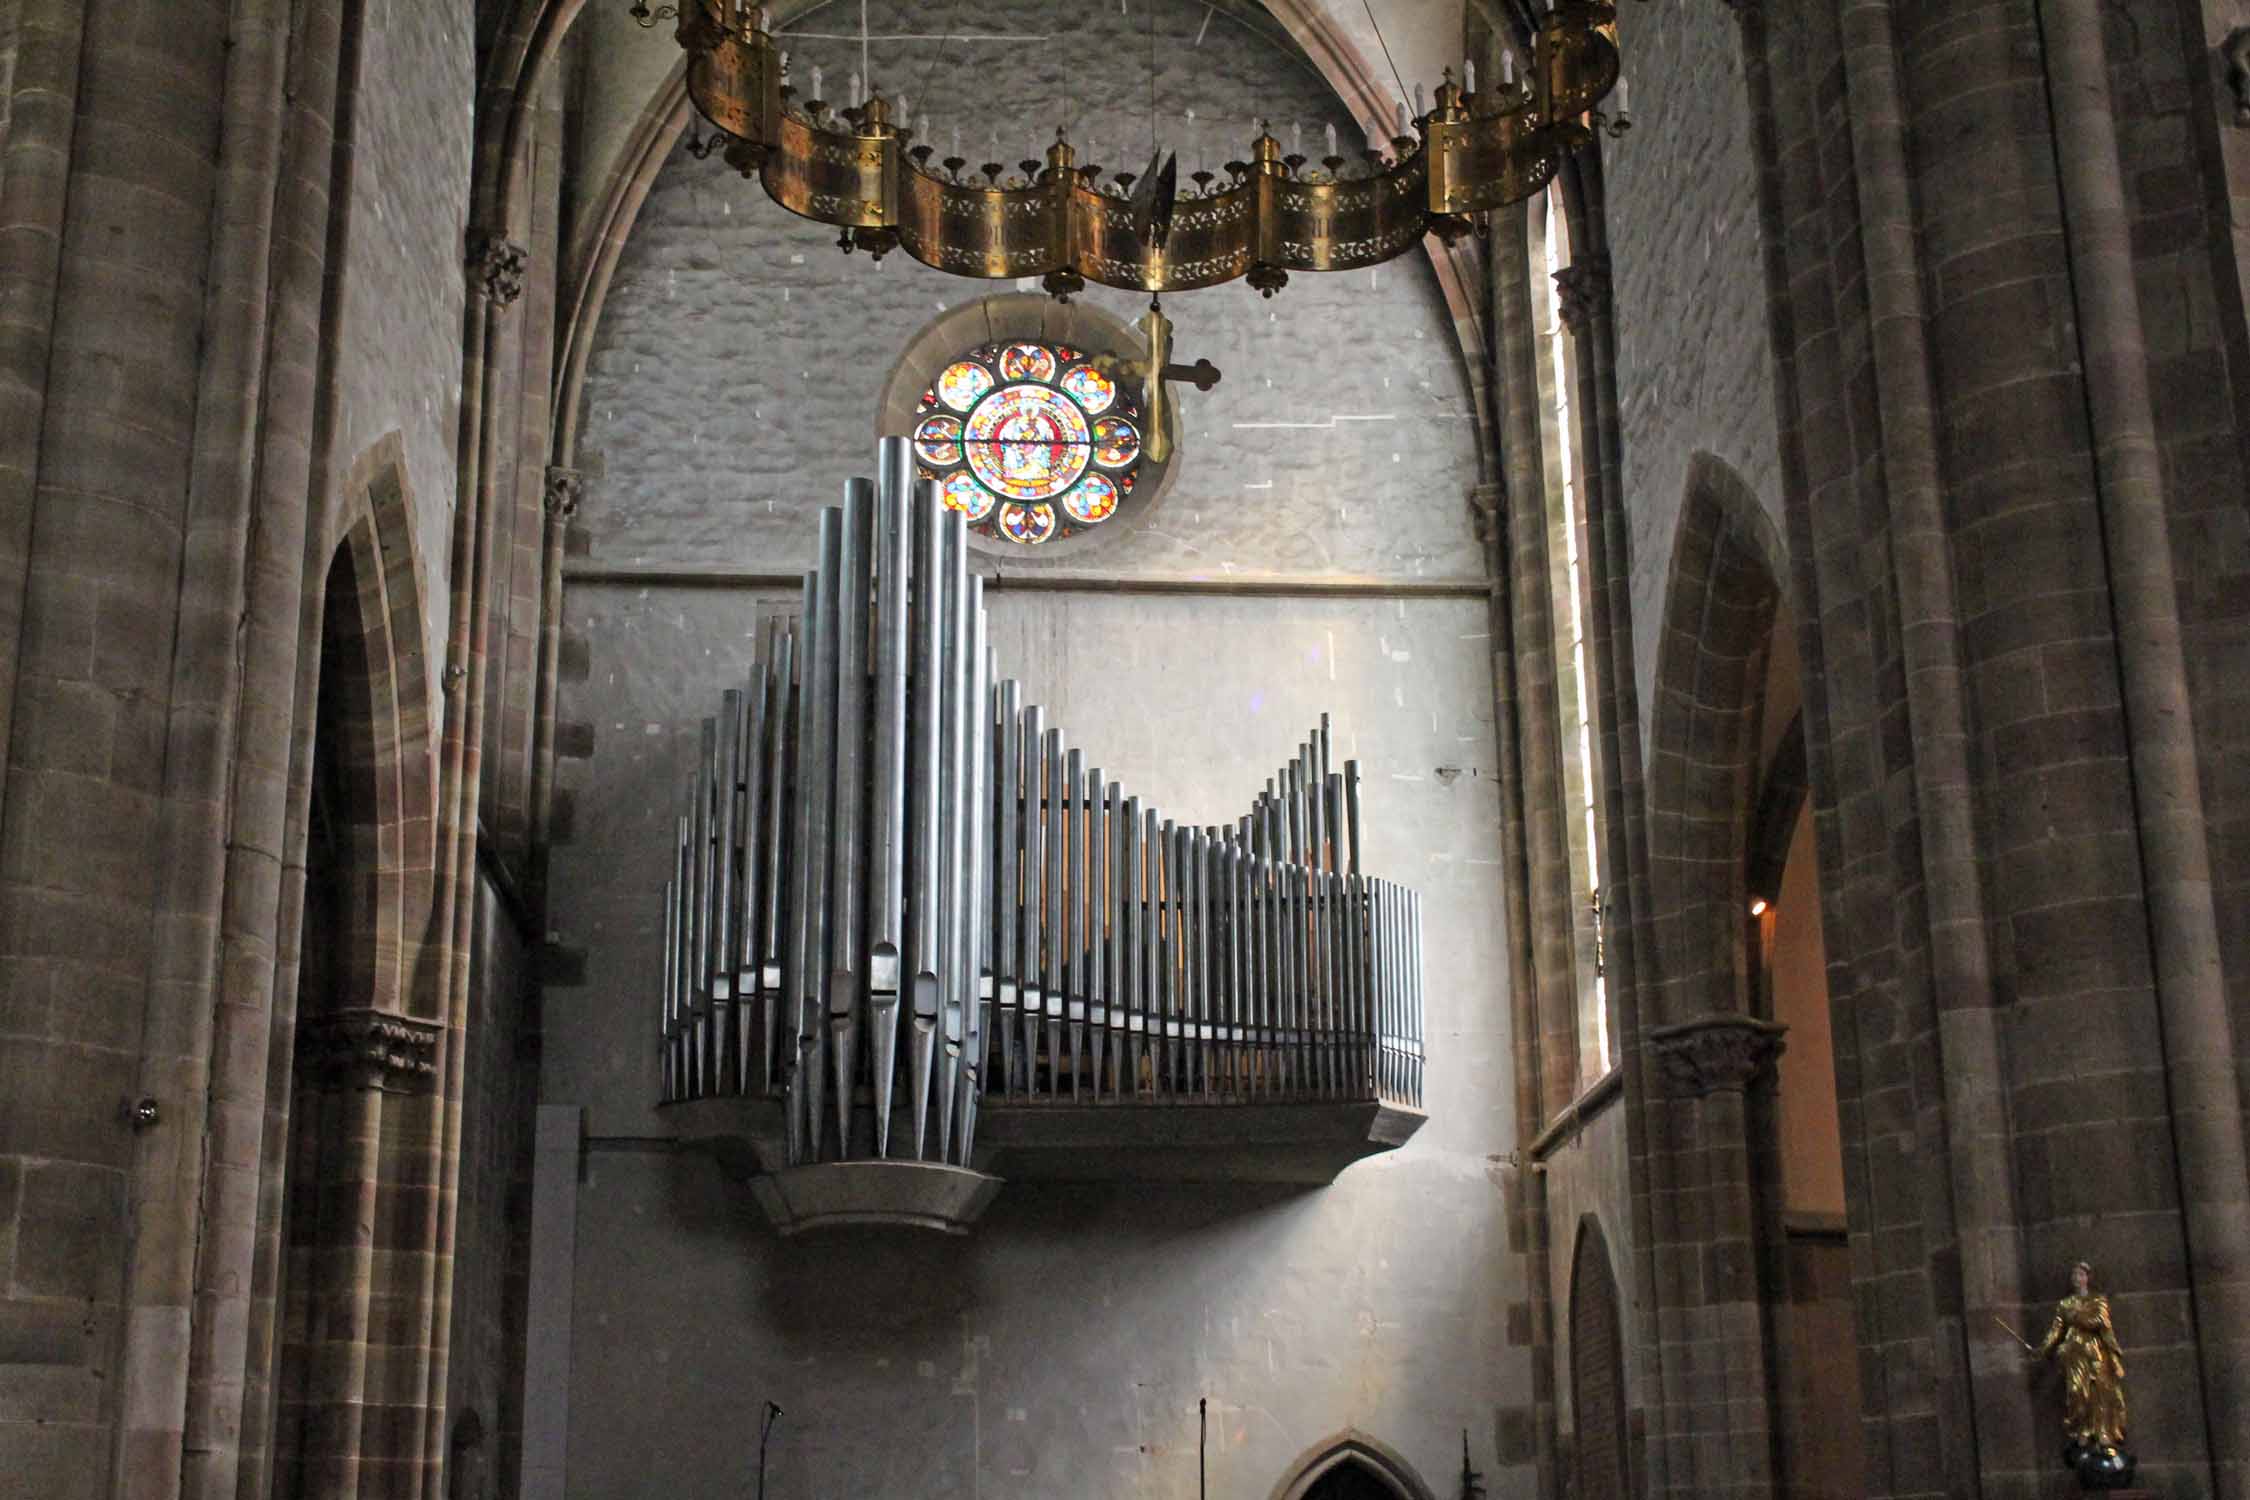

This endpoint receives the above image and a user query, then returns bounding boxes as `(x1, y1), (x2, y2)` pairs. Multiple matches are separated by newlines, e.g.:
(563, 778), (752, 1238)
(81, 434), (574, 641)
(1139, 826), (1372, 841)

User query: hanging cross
(1092, 296), (1221, 465)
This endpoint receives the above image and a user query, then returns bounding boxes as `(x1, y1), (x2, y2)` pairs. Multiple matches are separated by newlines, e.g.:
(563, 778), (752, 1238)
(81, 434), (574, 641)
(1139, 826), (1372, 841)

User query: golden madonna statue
(2033, 1260), (2132, 1484)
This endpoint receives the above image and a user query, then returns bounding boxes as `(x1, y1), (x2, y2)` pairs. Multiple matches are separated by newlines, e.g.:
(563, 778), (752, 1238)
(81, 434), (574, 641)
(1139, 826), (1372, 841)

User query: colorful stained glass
(963, 384), (1090, 501)
(914, 414), (963, 467)
(1061, 473), (1119, 523)
(941, 471), (994, 520)
(936, 360), (994, 412)
(915, 339), (1147, 545)
(1059, 363), (1116, 414)
(997, 342), (1058, 381)
(1092, 415), (1140, 469)
(998, 503), (1057, 544)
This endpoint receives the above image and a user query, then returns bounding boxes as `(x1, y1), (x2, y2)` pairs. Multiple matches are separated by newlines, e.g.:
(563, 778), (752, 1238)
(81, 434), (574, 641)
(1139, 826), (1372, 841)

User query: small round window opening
(912, 340), (1144, 546)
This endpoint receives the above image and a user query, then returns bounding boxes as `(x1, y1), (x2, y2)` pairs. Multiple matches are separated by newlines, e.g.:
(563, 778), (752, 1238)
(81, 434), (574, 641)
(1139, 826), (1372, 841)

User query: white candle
(811, 65), (822, 100)
(1413, 82), (1425, 116)
(848, 71), (860, 105)
(1395, 99), (1409, 135)
(1291, 120), (1302, 155)
(897, 91), (910, 125)
(1502, 50), (1515, 86)
(1616, 77), (1631, 116)
(1465, 59), (1476, 95)
(1325, 121), (1338, 158)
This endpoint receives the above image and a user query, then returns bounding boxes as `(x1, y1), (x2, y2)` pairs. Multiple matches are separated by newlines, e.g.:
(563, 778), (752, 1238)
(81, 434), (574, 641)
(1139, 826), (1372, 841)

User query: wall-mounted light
(1748, 896), (1770, 917)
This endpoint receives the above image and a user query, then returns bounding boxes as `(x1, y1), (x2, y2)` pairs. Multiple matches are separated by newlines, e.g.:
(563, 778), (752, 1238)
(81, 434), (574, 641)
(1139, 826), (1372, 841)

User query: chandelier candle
(659, 0), (1624, 293)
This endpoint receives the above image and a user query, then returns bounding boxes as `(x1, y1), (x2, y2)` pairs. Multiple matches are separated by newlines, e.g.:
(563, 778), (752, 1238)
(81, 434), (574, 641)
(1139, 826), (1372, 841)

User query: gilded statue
(2018, 1260), (2135, 1489)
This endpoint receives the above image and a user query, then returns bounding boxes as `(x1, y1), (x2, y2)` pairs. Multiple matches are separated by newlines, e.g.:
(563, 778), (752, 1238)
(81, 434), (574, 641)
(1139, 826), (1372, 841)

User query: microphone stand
(758, 1401), (782, 1500)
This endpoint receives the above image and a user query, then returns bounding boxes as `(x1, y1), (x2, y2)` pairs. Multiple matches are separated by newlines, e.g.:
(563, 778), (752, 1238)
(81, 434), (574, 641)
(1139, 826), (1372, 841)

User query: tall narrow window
(1536, 181), (1610, 1079)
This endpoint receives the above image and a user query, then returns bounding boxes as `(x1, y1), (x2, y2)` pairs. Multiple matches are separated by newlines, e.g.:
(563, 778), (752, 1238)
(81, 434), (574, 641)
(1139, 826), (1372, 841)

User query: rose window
(913, 340), (1144, 545)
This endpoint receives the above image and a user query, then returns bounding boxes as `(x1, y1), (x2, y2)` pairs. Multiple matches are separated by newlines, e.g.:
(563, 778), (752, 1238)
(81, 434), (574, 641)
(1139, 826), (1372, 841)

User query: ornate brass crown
(661, 0), (1620, 298)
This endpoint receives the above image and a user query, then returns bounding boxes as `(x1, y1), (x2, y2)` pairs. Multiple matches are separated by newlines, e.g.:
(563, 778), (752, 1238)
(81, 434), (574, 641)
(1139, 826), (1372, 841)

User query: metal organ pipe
(655, 443), (1428, 1166)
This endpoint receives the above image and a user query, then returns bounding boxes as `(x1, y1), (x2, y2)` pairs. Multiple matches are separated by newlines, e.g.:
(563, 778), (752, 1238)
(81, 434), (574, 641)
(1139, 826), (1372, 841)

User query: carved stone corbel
(470, 231), (530, 306)
(1647, 1013), (1787, 1096)
(544, 465), (584, 522)
(1553, 252), (1612, 333)
(1467, 480), (1505, 553)
(297, 1009), (444, 1094)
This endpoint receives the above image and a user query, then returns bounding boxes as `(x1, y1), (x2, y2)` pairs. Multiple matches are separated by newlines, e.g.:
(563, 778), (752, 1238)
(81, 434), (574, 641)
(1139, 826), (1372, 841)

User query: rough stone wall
(327, 0), (475, 673)
(2104, 0), (2250, 1163)
(574, 0), (1481, 579)
(1536, 1100), (1633, 1475)
(0, 0), (17, 191)
(546, 583), (1528, 1498)
(1604, 3), (1785, 757)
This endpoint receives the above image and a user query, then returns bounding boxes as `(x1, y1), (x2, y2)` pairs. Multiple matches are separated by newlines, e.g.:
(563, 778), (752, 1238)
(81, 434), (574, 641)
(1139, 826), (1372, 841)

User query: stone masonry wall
(1604, 2), (1786, 757)
(326, 0), (474, 674)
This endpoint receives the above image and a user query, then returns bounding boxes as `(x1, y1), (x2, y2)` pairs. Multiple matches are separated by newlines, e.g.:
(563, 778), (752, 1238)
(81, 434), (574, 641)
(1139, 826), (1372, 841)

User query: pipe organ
(659, 438), (1426, 1181)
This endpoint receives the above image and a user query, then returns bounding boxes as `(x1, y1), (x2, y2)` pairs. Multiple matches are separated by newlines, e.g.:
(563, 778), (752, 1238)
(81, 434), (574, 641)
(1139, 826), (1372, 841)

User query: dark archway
(1570, 1217), (1631, 1500)
(1272, 1432), (1436, 1500)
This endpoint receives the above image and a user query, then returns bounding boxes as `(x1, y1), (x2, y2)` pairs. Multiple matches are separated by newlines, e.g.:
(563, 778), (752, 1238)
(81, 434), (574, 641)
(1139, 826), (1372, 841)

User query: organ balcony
(656, 438), (1427, 1233)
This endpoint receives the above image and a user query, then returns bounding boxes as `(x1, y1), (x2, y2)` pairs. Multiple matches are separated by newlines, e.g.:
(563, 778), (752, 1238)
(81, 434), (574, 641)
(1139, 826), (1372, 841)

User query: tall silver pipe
(1064, 747), (1087, 1098)
(1155, 819), (1177, 1097)
(1122, 794), (1143, 1094)
(1221, 839), (1241, 1096)
(692, 718), (719, 1097)
(1086, 767), (1108, 1099)
(736, 650), (770, 1091)
(866, 458), (912, 1149)
(798, 514), (843, 1159)
(828, 480), (873, 1155)
(1344, 759), (1363, 877)
(713, 691), (742, 1093)
(1018, 705), (1046, 1097)
(1190, 829), (1210, 1099)
(1105, 780), (1126, 1097)
(995, 681), (1023, 1098)
(1041, 727), (1066, 1099)
(662, 874), (680, 1102)
(905, 487), (946, 1156)
(760, 625), (795, 1095)
(1143, 807), (1163, 1097)
(955, 600), (992, 1161)
(933, 512), (970, 1163)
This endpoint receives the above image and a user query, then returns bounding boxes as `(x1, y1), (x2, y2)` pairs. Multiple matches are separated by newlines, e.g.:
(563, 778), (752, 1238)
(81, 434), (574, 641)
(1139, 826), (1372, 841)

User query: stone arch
(312, 438), (441, 1020)
(1644, 452), (1787, 1027)
(1568, 1214), (1631, 1500)
(271, 442), (448, 1496)
(1270, 1430), (1437, 1500)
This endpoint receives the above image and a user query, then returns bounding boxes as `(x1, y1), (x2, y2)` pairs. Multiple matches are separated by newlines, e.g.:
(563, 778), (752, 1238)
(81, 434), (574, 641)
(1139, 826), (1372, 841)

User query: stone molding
(1467, 480), (1505, 553)
(1554, 252), (1612, 331)
(544, 465), (583, 521)
(1647, 1013), (1787, 1096)
(298, 1009), (444, 1093)
(470, 232), (530, 306)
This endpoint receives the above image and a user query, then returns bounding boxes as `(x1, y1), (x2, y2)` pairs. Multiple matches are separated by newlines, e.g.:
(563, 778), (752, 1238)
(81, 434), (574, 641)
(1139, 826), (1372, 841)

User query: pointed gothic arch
(1568, 1215), (1631, 1500)
(1270, 1431), (1438, 1500)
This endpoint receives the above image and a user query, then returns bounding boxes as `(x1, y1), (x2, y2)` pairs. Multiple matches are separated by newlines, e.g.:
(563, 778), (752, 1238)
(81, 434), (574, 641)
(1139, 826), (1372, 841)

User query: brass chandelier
(649, 0), (1624, 299)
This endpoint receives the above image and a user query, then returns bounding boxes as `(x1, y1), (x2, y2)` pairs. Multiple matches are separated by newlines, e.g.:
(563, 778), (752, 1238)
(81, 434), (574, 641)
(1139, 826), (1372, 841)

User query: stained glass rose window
(913, 340), (1143, 545)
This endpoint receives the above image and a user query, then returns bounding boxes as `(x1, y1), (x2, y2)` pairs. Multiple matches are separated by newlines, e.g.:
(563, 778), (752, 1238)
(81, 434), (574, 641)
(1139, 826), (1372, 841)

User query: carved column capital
(297, 1009), (444, 1093)
(1554, 253), (1612, 332)
(1648, 1013), (1787, 1096)
(470, 231), (530, 306)
(544, 465), (584, 521)
(1466, 480), (1505, 552)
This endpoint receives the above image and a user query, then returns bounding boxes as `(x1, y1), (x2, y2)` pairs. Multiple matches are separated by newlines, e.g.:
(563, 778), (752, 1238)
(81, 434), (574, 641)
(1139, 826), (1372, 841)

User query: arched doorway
(1570, 1218), (1630, 1499)
(273, 504), (442, 1496)
(1304, 1458), (1410, 1499)
(1271, 1433), (1436, 1500)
